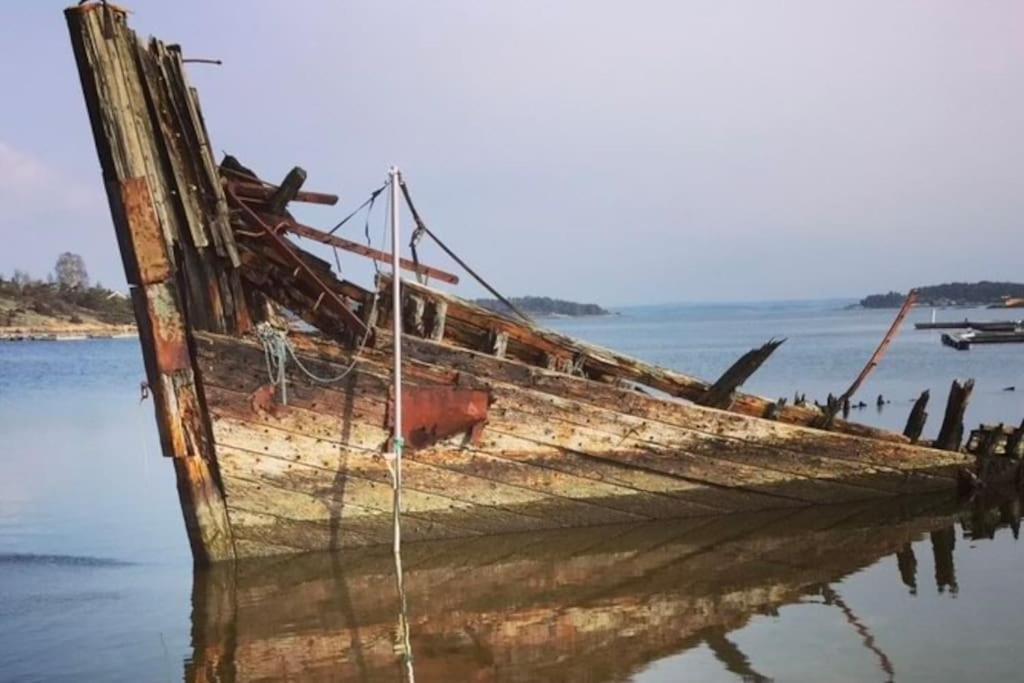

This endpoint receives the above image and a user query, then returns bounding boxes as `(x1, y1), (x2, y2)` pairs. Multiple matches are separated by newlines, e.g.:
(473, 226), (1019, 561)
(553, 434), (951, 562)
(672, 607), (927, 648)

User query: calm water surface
(1, 301), (1023, 682)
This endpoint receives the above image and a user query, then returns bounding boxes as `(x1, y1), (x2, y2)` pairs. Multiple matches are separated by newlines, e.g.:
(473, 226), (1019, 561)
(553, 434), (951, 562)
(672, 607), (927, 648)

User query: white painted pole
(388, 167), (415, 681)
(389, 166), (403, 555)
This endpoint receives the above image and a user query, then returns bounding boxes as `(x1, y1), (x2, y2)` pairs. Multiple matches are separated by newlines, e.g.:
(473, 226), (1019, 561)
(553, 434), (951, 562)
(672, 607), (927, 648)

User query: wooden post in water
(903, 390), (930, 443)
(698, 339), (785, 410)
(935, 379), (974, 452)
(1005, 418), (1024, 459)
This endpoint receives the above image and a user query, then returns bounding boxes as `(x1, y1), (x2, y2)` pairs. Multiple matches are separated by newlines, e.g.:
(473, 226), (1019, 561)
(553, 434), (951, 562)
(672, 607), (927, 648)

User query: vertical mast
(389, 166), (415, 680)
(389, 166), (403, 553)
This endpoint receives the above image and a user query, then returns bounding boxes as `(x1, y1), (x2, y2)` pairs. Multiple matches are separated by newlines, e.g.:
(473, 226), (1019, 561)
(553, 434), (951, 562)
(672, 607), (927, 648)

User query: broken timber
(66, 3), (977, 564)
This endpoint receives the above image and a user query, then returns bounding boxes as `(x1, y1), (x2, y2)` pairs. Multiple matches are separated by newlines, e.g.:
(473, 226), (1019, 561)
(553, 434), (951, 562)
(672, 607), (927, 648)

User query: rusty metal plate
(393, 386), (491, 450)
(120, 177), (171, 285)
(146, 283), (191, 372)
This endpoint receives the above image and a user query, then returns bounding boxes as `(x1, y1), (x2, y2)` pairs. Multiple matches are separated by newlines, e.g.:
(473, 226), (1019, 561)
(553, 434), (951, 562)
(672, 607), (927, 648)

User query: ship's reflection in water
(185, 494), (1023, 682)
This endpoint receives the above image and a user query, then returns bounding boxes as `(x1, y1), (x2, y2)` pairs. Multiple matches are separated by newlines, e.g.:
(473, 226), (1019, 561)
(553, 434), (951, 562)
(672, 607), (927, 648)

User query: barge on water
(67, 4), (979, 564)
(941, 330), (1024, 351)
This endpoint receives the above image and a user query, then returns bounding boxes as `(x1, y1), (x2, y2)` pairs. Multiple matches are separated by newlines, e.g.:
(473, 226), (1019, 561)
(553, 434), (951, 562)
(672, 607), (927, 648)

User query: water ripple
(0, 553), (132, 567)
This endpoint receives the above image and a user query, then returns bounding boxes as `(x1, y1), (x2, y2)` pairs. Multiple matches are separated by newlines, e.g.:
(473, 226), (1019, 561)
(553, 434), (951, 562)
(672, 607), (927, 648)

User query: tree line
(472, 296), (610, 317)
(860, 281), (1024, 308)
(0, 253), (134, 326)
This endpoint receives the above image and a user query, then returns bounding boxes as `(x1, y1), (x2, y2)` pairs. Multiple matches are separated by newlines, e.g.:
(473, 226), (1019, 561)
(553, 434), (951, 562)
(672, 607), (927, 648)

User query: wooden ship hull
(185, 494), (970, 682)
(66, 4), (973, 564)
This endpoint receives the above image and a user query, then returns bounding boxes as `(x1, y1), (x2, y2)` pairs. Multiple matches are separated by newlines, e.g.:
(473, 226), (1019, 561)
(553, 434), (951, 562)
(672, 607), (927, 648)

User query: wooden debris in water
(698, 338), (785, 409)
(935, 379), (974, 452)
(903, 390), (930, 443)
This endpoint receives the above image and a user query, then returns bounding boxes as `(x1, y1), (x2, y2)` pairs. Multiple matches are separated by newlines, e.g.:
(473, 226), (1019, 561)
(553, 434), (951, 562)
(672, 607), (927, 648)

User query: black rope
(366, 180), (389, 278)
(328, 183), (387, 236)
(398, 178), (532, 323)
(409, 222), (426, 284)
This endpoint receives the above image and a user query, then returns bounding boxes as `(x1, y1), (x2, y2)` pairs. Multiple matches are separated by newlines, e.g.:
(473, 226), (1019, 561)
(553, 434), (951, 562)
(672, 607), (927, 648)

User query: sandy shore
(0, 324), (137, 342)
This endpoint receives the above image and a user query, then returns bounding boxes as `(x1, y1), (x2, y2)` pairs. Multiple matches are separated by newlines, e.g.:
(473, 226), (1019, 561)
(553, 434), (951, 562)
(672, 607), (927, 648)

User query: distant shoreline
(472, 296), (612, 318)
(0, 324), (137, 342)
(859, 282), (1024, 309)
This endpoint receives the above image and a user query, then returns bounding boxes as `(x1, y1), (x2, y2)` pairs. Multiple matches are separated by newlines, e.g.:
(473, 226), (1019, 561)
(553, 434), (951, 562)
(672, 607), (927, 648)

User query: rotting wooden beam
(935, 379), (974, 452)
(226, 185), (370, 340)
(818, 289), (918, 429)
(698, 339), (784, 409)
(66, 3), (237, 563)
(380, 276), (908, 443)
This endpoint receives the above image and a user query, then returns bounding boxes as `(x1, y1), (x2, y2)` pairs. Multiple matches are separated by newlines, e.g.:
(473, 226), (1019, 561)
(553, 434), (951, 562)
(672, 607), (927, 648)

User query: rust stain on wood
(120, 177), (171, 286)
(145, 285), (190, 372)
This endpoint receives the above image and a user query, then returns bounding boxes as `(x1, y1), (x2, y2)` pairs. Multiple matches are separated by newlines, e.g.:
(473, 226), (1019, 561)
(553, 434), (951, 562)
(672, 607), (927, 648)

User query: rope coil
(255, 321), (368, 404)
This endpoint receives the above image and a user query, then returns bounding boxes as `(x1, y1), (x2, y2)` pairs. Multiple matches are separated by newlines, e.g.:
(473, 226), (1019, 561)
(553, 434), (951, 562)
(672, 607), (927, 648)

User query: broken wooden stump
(903, 390), (930, 443)
(698, 338), (784, 409)
(267, 166), (307, 215)
(935, 379), (974, 452)
(1006, 418), (1024, 459)
(978, 424), (1003, 458)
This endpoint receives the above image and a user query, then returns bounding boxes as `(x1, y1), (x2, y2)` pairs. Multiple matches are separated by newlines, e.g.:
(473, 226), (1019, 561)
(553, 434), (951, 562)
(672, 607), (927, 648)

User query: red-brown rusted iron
(391, 385), (491, 450)
(249, 207), (461, 285)
(249, 383), (278, 416)
(225, 185), (370, 339)
(225, 178), (339, 206)
(140, 285), (191, 373)
(119, 177), (172, 285)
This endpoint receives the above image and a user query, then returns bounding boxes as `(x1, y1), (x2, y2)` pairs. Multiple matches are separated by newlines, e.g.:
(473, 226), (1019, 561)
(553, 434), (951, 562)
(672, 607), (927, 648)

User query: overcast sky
(2, 1), (1022, 305)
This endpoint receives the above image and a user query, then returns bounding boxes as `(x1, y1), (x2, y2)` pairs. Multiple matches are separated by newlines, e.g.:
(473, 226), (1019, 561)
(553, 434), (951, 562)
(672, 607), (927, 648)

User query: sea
(1, 300), (1023, 682)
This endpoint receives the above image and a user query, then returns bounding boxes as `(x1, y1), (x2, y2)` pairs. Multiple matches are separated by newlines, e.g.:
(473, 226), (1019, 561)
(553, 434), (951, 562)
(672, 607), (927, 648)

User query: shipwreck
(67, 4), (986, 564)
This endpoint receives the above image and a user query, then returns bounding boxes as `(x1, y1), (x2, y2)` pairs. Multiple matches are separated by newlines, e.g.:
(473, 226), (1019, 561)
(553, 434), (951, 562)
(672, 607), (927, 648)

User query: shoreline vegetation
(472, 296), (612, 318)
(859, 281), (1024, 309)
(1, 254), (137, 342)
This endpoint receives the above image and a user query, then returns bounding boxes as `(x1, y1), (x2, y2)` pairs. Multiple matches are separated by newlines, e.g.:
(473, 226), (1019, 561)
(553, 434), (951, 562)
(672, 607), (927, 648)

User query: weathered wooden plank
(200, 349), (800, 511)
(260, 329), (967, 483)
(217, 444), (558, 536)
(221, 474), (479, 545)
(198, 330), (961, 502)
(383, 277), (908, 442)
(198, 361), (736, 516)
(290, 329), (966, 485)
(213, 407), (652, 529)
(66, 5), (241, 563)
(206, 375), (806, 516)
(383, 336), (969, 474)
(211, 413), (640, 531)
(117, 178), (172, 284)
(483, 386), (957, 495)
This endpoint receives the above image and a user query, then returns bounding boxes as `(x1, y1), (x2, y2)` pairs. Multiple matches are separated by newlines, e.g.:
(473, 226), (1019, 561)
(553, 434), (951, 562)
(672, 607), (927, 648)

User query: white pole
(389, 166), (403, 554)
(388, 167), (415, 682)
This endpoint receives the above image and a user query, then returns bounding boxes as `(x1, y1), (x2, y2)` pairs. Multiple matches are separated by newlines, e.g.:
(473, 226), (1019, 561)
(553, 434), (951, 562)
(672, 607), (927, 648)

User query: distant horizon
(7, 260), (1024, 311)
(4, 1), (1023, 305)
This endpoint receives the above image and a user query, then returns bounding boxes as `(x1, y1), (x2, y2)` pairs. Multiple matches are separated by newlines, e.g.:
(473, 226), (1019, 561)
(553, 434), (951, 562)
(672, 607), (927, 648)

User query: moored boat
(66, 4), (977, 564)
(186, 494), (983, 682)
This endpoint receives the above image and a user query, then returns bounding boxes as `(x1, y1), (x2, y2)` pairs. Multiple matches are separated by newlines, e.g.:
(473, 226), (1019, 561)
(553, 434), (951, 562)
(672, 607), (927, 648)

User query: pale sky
(2, 1), (1022, 305)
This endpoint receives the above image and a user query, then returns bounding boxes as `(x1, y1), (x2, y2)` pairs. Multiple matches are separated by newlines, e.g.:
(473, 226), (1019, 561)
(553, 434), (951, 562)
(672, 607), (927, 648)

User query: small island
(472, 296), (611, 318)
(860, 281), (1024, 309)
(1, 253), (136, 341)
